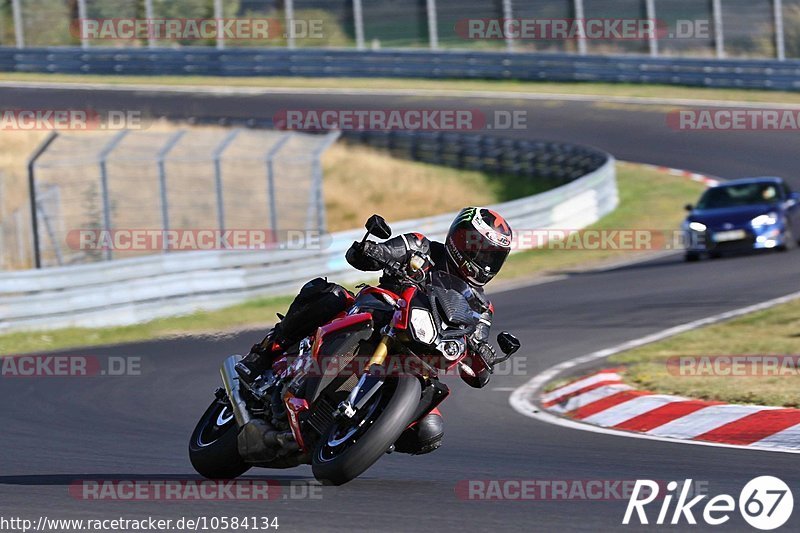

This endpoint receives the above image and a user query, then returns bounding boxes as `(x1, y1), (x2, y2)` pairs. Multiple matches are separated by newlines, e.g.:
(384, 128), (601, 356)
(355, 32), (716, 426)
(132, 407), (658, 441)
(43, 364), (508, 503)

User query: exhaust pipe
(220, 355), (251, 428)
(220, 355), (301, 463)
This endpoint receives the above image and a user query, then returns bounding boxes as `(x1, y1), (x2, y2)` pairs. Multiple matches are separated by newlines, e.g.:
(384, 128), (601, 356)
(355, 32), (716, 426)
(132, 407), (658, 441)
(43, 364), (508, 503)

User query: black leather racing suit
(346, 232), (498, 389)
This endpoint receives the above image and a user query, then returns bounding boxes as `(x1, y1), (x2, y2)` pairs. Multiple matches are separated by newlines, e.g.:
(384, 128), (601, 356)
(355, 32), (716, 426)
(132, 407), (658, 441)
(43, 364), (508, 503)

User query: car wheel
(684, 252), (700, 262)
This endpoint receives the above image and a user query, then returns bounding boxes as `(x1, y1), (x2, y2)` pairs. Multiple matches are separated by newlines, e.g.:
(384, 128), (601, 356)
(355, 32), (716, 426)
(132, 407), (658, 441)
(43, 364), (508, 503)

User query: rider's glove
(475, 342), (498, 373)
(362, 241), (385, 261)
(346, 240), (365, 257)
(346, 241), (379, 271)
(348, 240), (395, 272)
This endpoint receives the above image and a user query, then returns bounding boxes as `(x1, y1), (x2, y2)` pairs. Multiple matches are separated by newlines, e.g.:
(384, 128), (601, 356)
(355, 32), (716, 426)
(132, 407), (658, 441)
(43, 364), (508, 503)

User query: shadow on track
(0, 474), (314, 486)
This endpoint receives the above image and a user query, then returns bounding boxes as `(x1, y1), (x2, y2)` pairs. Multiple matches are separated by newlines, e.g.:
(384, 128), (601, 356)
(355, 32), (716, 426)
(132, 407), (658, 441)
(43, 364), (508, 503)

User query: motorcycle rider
(236, 206), (513, 455)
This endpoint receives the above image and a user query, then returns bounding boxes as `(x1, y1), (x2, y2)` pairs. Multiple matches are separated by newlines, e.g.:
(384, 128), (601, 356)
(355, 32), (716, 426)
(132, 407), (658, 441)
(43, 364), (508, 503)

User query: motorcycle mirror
(497, 331), (521, 356)
(365, 214), (392, 239)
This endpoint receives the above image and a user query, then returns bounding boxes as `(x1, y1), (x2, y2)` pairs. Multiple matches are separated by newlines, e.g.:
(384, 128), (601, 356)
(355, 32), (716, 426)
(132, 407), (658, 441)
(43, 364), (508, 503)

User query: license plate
(712, 229), (746, 242)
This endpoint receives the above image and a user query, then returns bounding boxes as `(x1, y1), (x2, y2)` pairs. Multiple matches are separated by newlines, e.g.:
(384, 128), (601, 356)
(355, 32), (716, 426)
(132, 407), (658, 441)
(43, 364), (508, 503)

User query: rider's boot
(393, 410), (444, 455)
(235, 329), (283, 385)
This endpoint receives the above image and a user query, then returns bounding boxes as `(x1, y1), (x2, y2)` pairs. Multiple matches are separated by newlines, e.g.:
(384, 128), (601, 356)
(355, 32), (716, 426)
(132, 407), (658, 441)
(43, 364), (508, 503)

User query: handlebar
(493, 352), (513, 365)
(360, 238), (429, 286)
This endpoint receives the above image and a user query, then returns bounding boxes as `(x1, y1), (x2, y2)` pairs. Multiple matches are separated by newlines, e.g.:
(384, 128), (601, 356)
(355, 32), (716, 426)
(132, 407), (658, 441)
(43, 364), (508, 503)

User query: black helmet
(445, 207), (512, 287)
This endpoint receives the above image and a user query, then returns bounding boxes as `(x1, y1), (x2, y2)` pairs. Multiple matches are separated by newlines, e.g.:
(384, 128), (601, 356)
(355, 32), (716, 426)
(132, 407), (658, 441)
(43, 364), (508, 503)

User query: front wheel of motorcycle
(189, 398), (251, 479)
(312, 376), (421, 486)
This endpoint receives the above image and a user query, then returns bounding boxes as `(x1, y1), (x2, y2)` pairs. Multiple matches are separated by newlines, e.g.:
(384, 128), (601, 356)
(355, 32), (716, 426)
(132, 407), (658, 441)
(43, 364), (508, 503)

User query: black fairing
(301, 320), (374, 404)
(426, 271), (480, 339)
(352, 291), (395, 328)
(409, 379), (450, 422)
(431, 285), (474, 327)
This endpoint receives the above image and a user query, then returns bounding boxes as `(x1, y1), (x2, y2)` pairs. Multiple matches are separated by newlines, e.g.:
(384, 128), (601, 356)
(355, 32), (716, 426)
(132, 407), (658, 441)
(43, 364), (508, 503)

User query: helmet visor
(465, 247), (509, 285)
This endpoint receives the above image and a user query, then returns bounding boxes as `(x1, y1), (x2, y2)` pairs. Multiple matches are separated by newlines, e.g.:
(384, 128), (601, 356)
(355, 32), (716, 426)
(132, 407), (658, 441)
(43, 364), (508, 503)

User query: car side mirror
(365, 214), (392, 240)
(497, 331), (521, 356)
(684, 204), (694, 212)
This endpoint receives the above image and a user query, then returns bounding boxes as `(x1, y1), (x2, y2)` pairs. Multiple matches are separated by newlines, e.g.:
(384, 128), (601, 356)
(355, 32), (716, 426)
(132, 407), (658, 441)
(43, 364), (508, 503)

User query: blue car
(683, 177), (800, 261)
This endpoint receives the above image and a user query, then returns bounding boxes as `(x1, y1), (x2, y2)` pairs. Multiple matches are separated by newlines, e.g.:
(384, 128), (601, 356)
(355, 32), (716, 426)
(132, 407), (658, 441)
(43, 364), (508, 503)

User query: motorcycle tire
(189, 398), (251, 480)
(312, 376), (421, 486)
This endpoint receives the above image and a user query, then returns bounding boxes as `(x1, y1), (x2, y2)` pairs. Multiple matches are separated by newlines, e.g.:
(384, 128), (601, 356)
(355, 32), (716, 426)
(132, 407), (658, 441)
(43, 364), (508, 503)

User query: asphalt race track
(1, 85), (800, 531)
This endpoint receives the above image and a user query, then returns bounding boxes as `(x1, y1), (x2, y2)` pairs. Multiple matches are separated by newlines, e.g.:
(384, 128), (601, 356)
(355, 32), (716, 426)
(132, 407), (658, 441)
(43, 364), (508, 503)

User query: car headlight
(409, 308), (436, 344)
(687, 221), (707, 232)
(751, 212), (779, 228)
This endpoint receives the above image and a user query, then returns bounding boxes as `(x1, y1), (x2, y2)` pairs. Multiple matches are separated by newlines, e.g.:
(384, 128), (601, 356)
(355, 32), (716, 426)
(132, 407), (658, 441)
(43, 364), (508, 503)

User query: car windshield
(696, 183), (781, 209)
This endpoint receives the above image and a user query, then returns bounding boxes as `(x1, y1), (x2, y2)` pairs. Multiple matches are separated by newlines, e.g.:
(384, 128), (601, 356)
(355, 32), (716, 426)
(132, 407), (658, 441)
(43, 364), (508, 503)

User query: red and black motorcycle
(189, 215), (520, 485)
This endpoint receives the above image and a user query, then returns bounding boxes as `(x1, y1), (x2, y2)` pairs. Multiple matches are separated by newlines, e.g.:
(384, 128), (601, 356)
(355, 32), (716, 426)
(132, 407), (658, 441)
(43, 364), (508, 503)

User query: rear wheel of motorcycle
(312, 376), (421, 486)
(189, 398), (251, 479)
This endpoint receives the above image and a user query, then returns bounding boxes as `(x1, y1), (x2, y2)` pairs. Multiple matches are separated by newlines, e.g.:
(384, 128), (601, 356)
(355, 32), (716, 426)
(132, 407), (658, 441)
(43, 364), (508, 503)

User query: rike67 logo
(623, 476), (793, 530)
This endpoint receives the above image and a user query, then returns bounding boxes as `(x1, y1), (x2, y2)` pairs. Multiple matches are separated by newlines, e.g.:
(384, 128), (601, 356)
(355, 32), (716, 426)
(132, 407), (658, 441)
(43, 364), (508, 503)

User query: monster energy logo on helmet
(445, 207), (513, 287)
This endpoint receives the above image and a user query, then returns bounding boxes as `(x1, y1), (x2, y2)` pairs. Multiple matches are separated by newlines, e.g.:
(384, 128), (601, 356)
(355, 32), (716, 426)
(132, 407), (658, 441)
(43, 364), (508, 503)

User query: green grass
(2, 72), (799, 105)
(0, 162), (705, 355)
(610, 298), (800, 408)
(497, 162), (705, 280)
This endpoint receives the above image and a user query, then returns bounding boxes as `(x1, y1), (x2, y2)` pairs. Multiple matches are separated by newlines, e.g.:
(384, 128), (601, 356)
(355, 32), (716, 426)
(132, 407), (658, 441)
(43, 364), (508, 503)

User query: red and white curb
(635, 163), (720, 187)
(509, 290), (800, 454)
(543, 369), (800, 450)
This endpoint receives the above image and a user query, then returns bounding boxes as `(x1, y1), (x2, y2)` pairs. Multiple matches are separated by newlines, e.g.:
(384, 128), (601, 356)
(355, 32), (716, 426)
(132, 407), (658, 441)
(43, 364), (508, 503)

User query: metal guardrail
(0, 153), (617, 333)
(1, 47), (799, 90)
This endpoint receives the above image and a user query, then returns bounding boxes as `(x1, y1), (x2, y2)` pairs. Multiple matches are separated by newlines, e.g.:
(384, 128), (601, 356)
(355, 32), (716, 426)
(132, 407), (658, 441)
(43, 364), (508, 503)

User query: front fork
(337, 334), (393, 418)
(368, 334), (391, 367)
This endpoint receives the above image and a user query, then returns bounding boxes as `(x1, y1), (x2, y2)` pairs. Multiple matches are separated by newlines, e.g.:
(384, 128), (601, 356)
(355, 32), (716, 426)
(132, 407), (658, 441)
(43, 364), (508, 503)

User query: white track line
(0, 80), (798, 110)
(509, 290), (800, 454)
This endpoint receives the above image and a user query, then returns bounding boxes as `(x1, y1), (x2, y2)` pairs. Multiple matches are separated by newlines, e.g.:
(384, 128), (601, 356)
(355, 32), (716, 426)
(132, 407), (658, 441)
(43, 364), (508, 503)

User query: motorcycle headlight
(437, 339), (466, 361)
(409, 308), (436, 344)
(751, 212), (779, 228)
(687, 221), (707, 232)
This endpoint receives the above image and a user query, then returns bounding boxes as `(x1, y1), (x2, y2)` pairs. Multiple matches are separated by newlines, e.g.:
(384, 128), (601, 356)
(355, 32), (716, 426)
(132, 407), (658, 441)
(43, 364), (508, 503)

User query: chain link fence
(0, 128), (338, 269)
(1, 0), (799, 59)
